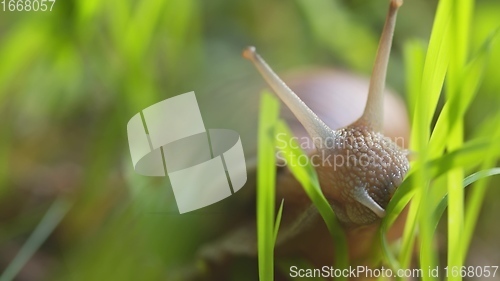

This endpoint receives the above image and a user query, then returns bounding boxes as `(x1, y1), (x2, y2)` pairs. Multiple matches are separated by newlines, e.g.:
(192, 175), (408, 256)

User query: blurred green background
(1, 0), (499, 280)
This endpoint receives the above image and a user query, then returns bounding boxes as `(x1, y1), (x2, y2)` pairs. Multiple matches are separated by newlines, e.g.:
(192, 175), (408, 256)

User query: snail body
(314, 124), (409, 225)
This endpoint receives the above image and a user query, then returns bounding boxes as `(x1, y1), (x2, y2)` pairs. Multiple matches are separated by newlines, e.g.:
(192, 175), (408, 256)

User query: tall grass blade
(257, 91), (280, 281)
(408, 0), (453, 276)
(274, 199), (285, 244)
(0, 199), (71, 281)
(431, 168), (500, 233)
(274, 120), (348, 274)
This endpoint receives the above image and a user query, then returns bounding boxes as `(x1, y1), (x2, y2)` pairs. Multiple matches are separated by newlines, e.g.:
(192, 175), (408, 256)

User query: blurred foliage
(0, 0), (499, 280)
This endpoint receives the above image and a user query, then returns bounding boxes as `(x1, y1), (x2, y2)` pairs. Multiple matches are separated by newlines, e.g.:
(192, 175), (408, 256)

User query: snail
(243, 0), (408, 227)
(180, 0), (409, 279)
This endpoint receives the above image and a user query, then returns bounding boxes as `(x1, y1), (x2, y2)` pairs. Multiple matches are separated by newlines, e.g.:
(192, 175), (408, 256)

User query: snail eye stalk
(243, 47), (335, 143)
(359, 0), (402, 131)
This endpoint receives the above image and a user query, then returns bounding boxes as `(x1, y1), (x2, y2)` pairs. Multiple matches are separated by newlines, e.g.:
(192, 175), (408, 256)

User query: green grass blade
(257, 91), (280, 281)
(0, 198), (71, 281)
(397, 190), (420, 269)
(399, 40), (426, 270)
(408, 0), (453, 276)
(0, 24), (46, 102)
(274, 120), (348, 273)
(385, 137), (500, 227)
(445, 0), (474, 275)
(274, 199), (285, 244)
(446, 163), (465, 280)
(382, 135), (500, 272)
(294, 0), (377, 72)
(411, 1), (451, 151)
(429, 29), (499, 157)
(404, 40), (426, 122)
(462, 118), (500, 260)
(431, 168), (500, 233)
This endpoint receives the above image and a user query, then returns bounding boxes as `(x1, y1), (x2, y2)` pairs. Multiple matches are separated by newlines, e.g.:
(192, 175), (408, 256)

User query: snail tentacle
(243, 46), (335, 144)
(359, 0), (403, 131)
(352, 185), (386, 218)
